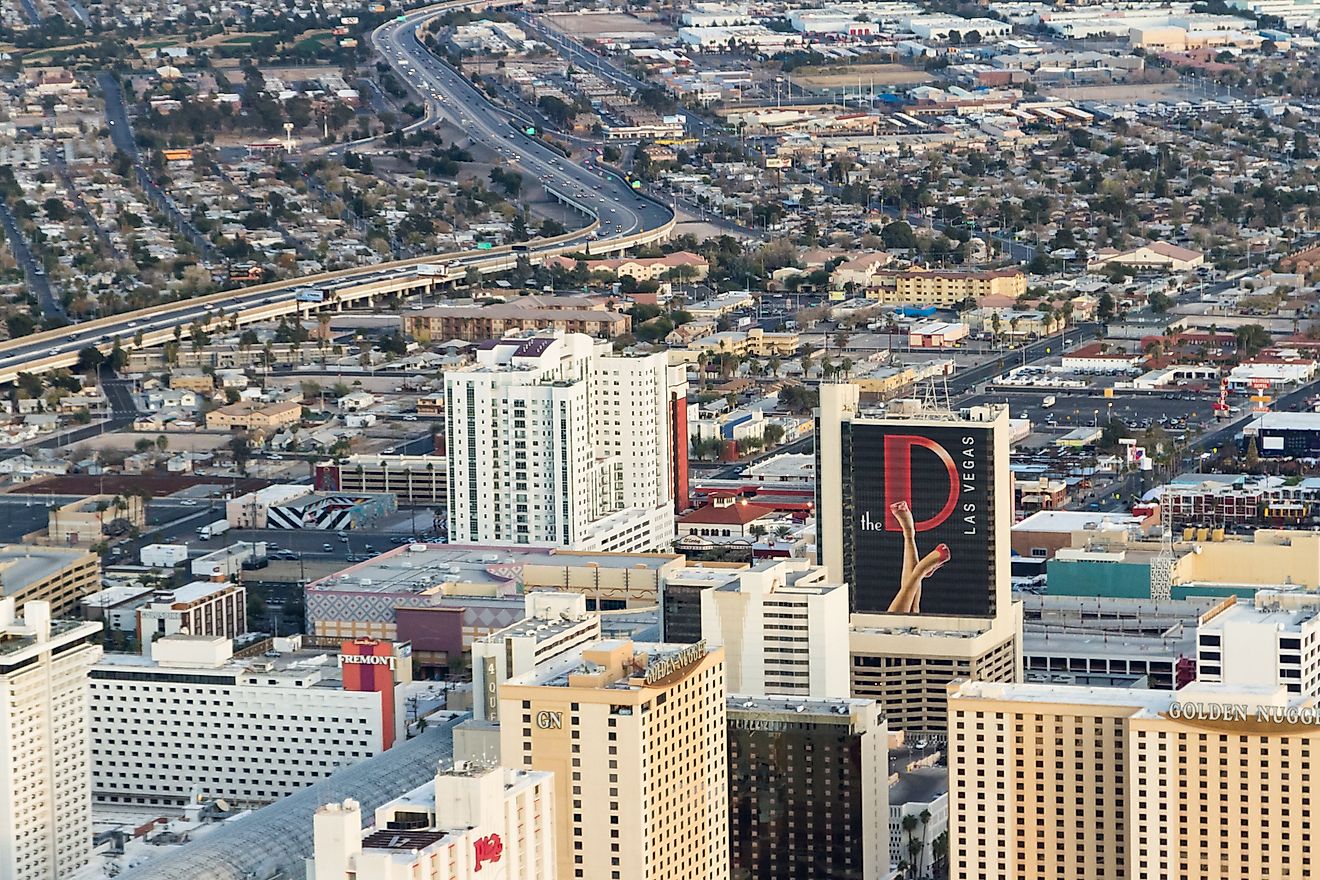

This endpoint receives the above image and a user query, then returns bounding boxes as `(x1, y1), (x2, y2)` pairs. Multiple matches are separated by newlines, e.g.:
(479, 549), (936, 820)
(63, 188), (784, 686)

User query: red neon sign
(474, 834), (503, 871)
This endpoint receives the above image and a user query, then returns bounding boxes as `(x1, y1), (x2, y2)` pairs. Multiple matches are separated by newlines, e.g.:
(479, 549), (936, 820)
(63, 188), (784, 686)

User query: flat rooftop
(474, 610), (596, 645)
(953, 680), (1299, 718)
(307, 544), (678, 596)
(0, 545), (91, 597)
(889, 764), (948, 808)
(1200, 602), (1316, 632)
(1014, 510), (1142, 533)
(151, 581), (235, 605)
(726, 694), (874, 724)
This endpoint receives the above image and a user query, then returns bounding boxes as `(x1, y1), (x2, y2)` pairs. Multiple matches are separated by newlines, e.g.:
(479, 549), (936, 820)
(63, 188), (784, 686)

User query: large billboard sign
(848, 423), (996, 617)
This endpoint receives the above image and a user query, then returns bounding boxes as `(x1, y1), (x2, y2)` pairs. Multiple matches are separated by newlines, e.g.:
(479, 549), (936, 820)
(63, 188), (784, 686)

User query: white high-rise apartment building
(0, 598), (102, 880)
(445, 333), (687, 553)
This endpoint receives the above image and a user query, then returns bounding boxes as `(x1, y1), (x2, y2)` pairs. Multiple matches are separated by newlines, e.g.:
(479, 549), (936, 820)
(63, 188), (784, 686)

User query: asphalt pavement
(0, 200), (61, 319)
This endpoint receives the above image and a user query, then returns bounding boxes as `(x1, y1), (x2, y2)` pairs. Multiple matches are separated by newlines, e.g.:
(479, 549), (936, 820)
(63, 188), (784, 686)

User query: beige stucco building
(949, 679), (1320, 880)
(499, 638), (729, 880)
(869, 268), (1027, 306)
(205, 400), (302, 431)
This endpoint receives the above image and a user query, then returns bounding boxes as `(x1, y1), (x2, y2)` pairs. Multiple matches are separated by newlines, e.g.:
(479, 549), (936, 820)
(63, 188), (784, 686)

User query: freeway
(373, 8), (672, 238)
(0, 2), (675, 384)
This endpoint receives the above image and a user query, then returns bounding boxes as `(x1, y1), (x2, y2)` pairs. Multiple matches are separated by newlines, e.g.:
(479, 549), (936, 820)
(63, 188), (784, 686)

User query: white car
(180, 499), (198, 506)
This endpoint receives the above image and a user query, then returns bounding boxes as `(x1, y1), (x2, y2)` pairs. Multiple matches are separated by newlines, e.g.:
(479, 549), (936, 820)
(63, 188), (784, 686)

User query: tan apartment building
(0, 545), (100, 617)
(404, 296), (630, 342)
(545, 251), (709, 283)
(684, 327), (800, 360)
(870, 267), (1026, 306)
(168, 370), (215, 393)
(206, 400), (302, 431)
(948, 679), (1320, 880)
(499, 638), (730, 880)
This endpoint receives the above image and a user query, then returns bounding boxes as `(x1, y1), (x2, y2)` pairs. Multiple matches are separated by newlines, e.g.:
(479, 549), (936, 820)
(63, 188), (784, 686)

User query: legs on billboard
(886, 501), (950, 614)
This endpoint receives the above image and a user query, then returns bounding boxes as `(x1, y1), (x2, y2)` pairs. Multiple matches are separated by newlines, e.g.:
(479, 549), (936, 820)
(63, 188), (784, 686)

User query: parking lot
(965, 389), (1224, 438)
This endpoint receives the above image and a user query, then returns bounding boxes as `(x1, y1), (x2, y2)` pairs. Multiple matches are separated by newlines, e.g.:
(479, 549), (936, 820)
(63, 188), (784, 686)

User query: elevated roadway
(0, 0), (674, 386)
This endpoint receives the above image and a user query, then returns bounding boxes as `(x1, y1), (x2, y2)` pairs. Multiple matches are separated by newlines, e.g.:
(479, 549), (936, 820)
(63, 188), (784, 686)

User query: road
(0, 200), (61, 319)
(372, 9), (670, 239)
(0, 6), (675, 384)
(97, 72), (217, 261)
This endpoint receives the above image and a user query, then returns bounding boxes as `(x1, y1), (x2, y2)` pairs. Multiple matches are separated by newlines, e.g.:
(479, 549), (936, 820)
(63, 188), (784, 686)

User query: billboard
(847, 422), (996, 617)
(295, 287), (325, 303)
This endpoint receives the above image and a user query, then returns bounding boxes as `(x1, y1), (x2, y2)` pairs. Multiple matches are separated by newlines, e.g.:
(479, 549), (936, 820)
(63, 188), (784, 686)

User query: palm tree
(907, 838), (924, 878)
(932, 831), (949, 879)
(919, 808), (932, 876)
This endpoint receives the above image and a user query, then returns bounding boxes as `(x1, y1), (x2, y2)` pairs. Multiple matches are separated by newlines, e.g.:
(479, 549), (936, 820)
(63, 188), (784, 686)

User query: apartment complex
(817, 385), (1021, 733)
(405, 295), (631, 342)
(205, 400), (302, 431)
(90, 635), (402, 808)
(700, 558), (849, 699)
(871, 267), (1026, 306)
(315, 454), (449, 504)
(727, 696), (888, 880)
(444, 333), (687, 553)
(0, 544), (100, 618)
(311, 765), (556, 880)
(948, 679), (1320, 880)
(499, 638), (729, 880)
(0, 600), (102, 880)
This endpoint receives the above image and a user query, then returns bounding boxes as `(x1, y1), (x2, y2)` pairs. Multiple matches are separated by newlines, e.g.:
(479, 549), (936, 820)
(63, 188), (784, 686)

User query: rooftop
(0, 544), (93, 597)
(306, 544), (678, 597)
(726, 694), (876, 725)
(1013, 510), (1144, 533)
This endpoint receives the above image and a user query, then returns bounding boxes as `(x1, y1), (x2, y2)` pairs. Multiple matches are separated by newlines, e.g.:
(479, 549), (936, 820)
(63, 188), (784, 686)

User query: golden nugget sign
(1169, 702), (1320, 725)
(644, 640), (706, 685)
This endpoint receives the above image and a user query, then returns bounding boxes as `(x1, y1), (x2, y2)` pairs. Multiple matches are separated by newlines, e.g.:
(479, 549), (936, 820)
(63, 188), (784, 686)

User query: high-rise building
(310, 764), (556, 880)
(471, 591), (601, 722)
(816, 385), (1021, 734)
(444, 333), (688, 553)
(90, 634), (404, 808)
(948, 678), (1320, 880)
(726, 695), (888, 880)
(0, 599), (102, 880)
(499, 638), (729, 880)
(700, 558), (849, 699)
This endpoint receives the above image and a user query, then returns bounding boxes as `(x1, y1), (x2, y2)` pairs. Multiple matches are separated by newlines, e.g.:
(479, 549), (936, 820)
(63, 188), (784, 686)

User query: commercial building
(191, 541), (267, 581)
(305, 544), (681, 649)
(499, 638), (729, 880)
(48, 494), (145, 545)
(315, 454), (449, 504)
(542, 252), (709, 283)
(263, 492), (397, 531)
(0, 544), (100, 618)
(471, 592), (600, 722)
(948, 679), (1320, 880)
(817, 386), (1021, 734)
(225, 484), (313, 528)
(205, 400), (302, 432)
(727, 696), (888, 880)
(404, 295), (631, 342)
(1196, 591), (1320, 695)
(444, 333), (688, 553)
(136, 581), (247, 656)
(81, 585), (154, 632)
(701, 558), (849, 699)
(1240, 411), (1320, 458)
(139, 543), (189, 568)
(90, 635), (404, 808)
(0, 600), (102, 880)
(887, 743), (948, 878)
(310, 765), (556, 880)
